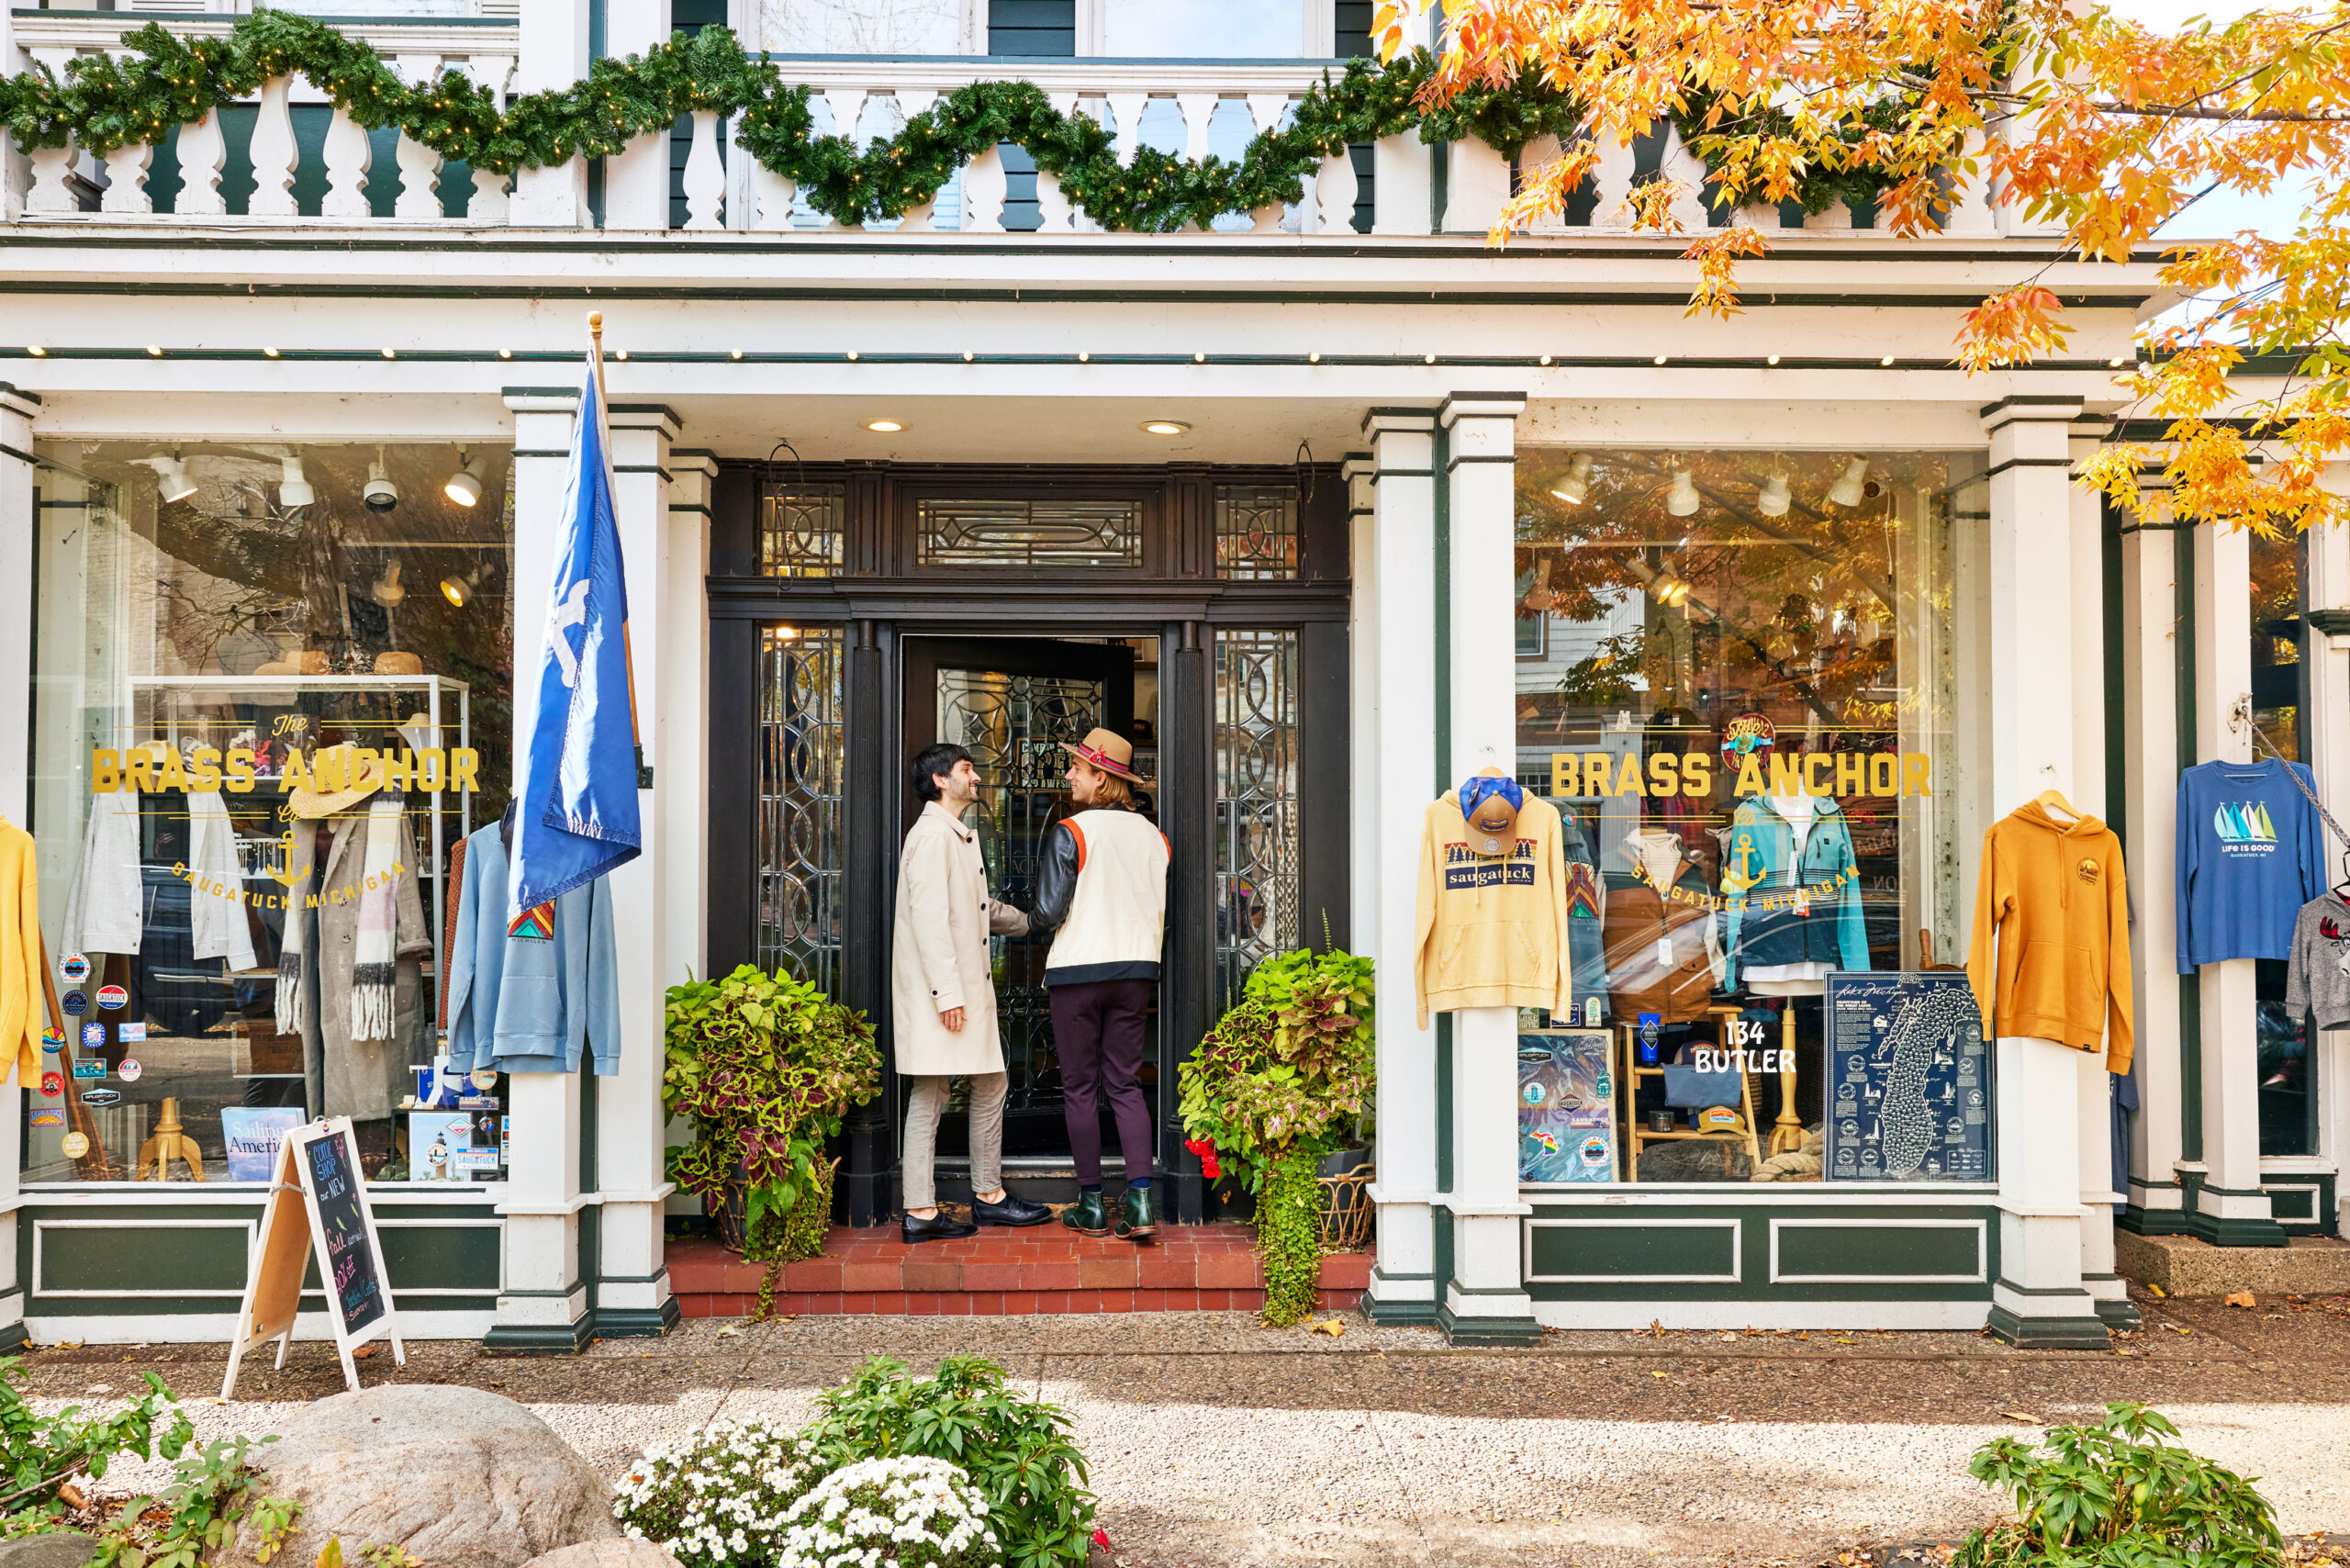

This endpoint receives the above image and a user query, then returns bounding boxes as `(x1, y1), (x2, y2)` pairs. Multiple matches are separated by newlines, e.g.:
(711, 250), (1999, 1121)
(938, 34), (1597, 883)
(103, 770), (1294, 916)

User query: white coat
(891, 801), (1028, 1077)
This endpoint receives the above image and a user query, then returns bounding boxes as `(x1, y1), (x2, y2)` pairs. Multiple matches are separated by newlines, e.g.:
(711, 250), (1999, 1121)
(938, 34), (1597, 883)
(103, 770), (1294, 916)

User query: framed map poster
(1517, 1031), (1618, 1183)
(1824, 972), (1992, 1182)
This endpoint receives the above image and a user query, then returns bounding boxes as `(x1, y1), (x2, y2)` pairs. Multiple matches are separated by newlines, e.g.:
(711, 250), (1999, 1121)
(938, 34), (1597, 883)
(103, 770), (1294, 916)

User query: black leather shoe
(901, 1209), (978, 1244)
(1061, 1191), (1112, 1237)
(1114, 1184), (1158, 1240)
(973, 1192), (1053, 1227)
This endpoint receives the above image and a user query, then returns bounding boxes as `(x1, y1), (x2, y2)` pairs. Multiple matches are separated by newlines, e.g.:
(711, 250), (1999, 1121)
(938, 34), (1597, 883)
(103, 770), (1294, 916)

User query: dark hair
(911, 743), (974, 803)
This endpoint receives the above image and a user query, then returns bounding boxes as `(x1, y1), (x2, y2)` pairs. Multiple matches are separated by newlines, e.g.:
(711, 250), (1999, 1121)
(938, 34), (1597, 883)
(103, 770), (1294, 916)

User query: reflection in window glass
(1513, 449), (1983, 1184)
(2247, 529), (2319, 1158)
(1102, 0), (1305, 56)
(28, 442), (513, 1185)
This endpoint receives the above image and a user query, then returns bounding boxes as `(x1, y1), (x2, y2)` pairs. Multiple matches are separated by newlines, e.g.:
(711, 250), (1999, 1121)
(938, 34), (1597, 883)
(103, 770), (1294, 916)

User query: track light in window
(1828, 457), (1870, 508)
(441, 566), (487, 609)
(1550, 454), (1593, 507)
(1666, 468), (1699, 518)
(278, 455), (315, 509)
(443, 449), (487, 508)
(364, 444), (399, 513)
(370, 561), (406, 608)
(1141, 420), (1191, 437)
(1757, 469), (1790, 518)
(142, 450), (198, 505)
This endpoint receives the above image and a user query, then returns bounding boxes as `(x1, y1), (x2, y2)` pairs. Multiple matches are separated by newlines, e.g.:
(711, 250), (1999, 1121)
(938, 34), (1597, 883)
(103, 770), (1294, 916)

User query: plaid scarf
(274, 792), (406, 1039)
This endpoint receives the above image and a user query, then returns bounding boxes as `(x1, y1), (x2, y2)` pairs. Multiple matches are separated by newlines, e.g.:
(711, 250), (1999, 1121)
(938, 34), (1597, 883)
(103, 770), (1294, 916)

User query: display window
(26, 442), (514, 1185)
(1509, 448), (1988, 1185)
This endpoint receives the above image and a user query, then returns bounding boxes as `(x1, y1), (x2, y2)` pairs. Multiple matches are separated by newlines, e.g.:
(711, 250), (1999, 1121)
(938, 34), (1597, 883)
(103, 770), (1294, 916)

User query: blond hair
(1089, 769), (1136, 811)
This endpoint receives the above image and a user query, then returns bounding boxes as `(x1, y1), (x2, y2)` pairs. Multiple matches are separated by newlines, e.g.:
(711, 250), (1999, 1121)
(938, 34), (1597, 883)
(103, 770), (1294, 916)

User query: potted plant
(1178, 946), (1375, 1326)
(663, 963), (882, 1263)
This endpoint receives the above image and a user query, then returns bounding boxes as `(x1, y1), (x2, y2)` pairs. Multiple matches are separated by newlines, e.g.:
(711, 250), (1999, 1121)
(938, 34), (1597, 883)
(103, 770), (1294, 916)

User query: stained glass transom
(1214, 485), (1301, 580)
(1215, 629), (1300, 1011)
(761, 486), (845, 578)
(917, 499), (1143, 569)
(755, 625), (844, 992)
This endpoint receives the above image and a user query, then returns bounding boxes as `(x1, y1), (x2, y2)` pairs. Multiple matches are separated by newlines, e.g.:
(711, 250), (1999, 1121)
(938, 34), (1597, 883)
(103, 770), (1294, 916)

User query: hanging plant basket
(1315, 1146), (1375, 1252)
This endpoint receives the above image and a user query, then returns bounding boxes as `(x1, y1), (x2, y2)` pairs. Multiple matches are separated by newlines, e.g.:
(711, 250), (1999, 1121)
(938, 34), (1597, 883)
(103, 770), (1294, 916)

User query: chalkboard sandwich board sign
(222, 1116), (406, 1398)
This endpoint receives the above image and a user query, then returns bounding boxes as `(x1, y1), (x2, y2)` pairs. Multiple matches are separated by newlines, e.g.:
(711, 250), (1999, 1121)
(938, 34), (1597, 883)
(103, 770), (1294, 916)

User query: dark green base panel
(2182, 1211), (2291, 1249)
(0, 1321), (28, 1354)
(594, 1296), (684, 1338)
(2117, 1204), (2194, 1237)
(1987, 1305), (2111, 1350)
(2259, 1174), (2337, 1238)
(1436, 1305), (1542, 1347)
(1361, 1294), (1439, 1327)
(2094, 1296), (2142, 1330)
(481, 1316), (595, 1355)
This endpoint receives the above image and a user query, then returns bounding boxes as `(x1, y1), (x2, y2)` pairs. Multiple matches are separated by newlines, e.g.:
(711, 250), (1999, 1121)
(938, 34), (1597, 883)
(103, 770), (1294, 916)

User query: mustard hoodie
(1414, 790), (1574, 1027)
(0, 820), (45, 1087)
(1964, 801), (2134, 1073)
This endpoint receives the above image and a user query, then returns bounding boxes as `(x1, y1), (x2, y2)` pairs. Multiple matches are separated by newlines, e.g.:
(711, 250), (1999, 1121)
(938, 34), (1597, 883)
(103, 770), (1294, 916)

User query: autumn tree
(1382, 0), (2350, 534)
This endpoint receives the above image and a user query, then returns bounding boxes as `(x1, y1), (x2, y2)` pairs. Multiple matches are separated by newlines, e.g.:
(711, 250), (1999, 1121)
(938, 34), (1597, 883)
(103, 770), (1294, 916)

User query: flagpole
(588, 309), (647, 768)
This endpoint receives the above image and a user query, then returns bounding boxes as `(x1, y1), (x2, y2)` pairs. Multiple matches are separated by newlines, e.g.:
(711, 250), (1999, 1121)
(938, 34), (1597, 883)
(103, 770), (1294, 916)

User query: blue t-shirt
(2176, 758), (2326, 970)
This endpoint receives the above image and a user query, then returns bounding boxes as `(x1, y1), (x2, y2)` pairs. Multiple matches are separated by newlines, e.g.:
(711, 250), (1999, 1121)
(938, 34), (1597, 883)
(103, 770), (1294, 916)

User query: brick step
(667, 1226), (1371, 1316)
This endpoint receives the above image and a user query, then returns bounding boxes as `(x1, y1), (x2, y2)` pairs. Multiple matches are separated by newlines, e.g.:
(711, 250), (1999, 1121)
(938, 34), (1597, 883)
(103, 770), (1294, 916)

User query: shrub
(664, 965), (882, 1262)
(1957, 1403), (2283, 1568)
(777, 1457), (997, 1568)
(800, 1357), (1094, 1568)
(612, 1415), (829, 1568)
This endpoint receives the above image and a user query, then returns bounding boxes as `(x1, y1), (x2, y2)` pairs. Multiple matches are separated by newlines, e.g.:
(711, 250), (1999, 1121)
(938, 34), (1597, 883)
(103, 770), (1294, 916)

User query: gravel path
(27, 1301), (2350, 1568)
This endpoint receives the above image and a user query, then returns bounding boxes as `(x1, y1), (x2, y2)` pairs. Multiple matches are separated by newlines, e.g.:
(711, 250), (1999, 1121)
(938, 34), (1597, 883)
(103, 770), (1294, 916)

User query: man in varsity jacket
(1027, 727), (1171, 1241)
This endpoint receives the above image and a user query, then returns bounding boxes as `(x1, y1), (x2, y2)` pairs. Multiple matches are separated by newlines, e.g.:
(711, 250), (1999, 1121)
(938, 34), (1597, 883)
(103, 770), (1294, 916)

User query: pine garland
(0, 11), (1872, 229)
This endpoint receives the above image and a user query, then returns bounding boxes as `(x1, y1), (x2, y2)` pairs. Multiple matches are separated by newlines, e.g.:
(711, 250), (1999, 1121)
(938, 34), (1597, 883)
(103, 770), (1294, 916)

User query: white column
(2188, 517), (2286, 1245)
(599, 0), (667, 230)
(487, 391), (589, 1351)
(510, 0), (589, 227)
(594, 403), (683, 1333)
(0, 5), (27, 222)
(1438, 391), (1539, 1344)
(666, 451), (715, 985)
(0, 386), (36, 1351)
(1361, 410), (1438, 1327)
(1980, 396), (2106, 1347)
(2118, 490), (2188, 1229)
(1345, 451), (1379, 967)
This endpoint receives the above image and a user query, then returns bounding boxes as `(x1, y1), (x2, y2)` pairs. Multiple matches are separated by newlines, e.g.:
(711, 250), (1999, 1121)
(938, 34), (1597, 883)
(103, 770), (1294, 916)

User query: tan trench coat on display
(891, 801), (1029, 1077)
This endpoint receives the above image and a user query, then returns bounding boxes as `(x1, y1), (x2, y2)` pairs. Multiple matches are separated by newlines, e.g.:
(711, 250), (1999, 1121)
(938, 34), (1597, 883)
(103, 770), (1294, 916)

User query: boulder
(518, 1543), (681, 1568)
(0, 1532), (99, 1568)
(229, 1385), (617, 1568)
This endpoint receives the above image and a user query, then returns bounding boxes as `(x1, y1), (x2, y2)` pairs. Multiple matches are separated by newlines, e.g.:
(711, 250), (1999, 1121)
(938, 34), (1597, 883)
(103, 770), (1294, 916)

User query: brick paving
(665, 1225), (1371, 1316)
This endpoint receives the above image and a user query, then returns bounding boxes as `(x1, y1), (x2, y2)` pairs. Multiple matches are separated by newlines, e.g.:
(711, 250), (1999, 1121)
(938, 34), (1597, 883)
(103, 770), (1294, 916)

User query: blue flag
(510, 345), (641, 915)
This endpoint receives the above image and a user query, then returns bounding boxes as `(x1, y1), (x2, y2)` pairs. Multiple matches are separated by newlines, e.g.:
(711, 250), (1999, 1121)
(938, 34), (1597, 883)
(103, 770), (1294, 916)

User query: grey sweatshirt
(2284, 893), (2350, 1031)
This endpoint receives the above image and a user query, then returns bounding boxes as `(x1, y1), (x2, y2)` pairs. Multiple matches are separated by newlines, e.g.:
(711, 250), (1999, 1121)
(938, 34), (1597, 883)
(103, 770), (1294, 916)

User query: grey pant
(901, 1071), (1007, 1212)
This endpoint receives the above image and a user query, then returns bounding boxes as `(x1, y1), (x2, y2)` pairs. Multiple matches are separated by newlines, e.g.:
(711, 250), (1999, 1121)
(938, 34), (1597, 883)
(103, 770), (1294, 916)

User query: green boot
(1114, 1185), (1158, 1241)
(1062, 1191), (1111, 1237)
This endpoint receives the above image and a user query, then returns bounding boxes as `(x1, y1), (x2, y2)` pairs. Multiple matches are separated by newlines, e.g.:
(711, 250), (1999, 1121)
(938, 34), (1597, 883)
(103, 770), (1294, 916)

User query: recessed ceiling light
(1142, 420), (1190, 437)
(866, 419), (903, 432)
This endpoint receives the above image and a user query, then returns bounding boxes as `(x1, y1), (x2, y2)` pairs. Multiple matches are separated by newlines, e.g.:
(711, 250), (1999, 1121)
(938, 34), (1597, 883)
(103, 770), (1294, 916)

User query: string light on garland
(26, 345), (44, 356)
(263, 345), (279, 357)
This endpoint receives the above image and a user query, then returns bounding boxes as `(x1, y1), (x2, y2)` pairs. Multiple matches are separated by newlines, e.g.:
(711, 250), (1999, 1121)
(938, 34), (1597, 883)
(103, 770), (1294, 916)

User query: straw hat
(1059, 726), (1150, 785)
(289, 744), (389, 819)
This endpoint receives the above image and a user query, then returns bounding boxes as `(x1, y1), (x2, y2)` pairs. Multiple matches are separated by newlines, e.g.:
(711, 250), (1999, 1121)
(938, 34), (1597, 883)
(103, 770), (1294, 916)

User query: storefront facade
(1, 2), (2342, 1348)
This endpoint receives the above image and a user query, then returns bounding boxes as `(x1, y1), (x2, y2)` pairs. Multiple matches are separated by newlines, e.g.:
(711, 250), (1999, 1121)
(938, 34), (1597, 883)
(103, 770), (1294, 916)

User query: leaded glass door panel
(901, 639), (1136, 1155)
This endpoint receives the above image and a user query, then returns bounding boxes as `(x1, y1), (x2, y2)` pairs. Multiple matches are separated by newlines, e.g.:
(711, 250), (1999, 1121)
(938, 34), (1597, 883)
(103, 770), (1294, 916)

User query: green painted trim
(2117, 1204), (2196, 1236)
(670, 503), (715, 518)
(2175, 482), (2201, 1170)
(1433, 419), (1450, 790)
(481, 1317), (595, 1355)
(0, 1323), (28, 1354)
(2181, 1208), (2290, 1248)
(612, 464), (674, 481)
(1986, 1305), (2110, 1350)
(593, 1298), (683, 1338)
(1435, 1015), (1453, 1196)
(1430, 1202), (1454, 1318)
(2307, 609), (2350, 637)
(1435, 1303), (1542, 1346)
(510, 449), (569, 459)
(1361, 1295), (1439, 1327)
(2261, 1171), (2335, 1236)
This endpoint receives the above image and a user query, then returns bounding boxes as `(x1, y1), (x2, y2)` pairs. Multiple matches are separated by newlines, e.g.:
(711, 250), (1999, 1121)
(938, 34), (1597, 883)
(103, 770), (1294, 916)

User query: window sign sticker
(118, 1022), (147, 1044)
(80, 1089), (121, 1108)
(96, 984), (128, 1011)
(60, 954), (90, 984)
(81, 1023), (106, 1049)
(72, 1059), (106, 1081)
(40, 1027), (64, 1054)
(39, 1071), (62, 1098)
(62, 991), (86, 1017)
(28, 1111), (63, 1129)
(118, 1059), (143, 1083)
(62, 1133), (89, 1159)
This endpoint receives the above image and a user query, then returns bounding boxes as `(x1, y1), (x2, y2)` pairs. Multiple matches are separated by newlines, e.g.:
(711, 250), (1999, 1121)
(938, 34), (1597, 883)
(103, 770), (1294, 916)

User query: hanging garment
(444, 820), (621, 1077)
(57, 788), (255, 971)
(278, 807), (431, 1120)
(1413, 788), (1574, 1027)
(1964, 798), (2134, 1071)
(0, 818), (43, 1083)
(2283, 890), (2350, 1031)
(1719, 797), (1868, 986)
(1599, 831), (1725, 1025)
(1559, 810), (1610, 1023)
(2176, 757), (2326, 969)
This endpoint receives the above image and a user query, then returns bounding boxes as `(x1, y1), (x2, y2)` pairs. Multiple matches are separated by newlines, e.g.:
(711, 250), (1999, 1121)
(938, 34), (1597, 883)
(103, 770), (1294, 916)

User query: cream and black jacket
(1029, 807), (1169, 985)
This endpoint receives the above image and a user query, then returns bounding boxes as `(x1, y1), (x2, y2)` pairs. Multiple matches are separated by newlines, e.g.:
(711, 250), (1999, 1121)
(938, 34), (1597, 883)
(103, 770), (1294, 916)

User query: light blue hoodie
(445, 820), (621, 1076)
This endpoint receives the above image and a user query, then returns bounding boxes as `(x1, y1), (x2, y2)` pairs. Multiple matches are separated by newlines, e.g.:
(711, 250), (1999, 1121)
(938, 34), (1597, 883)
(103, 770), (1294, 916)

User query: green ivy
(1255, 1149), (1324, 1328)
(0, 11), (1873, 230)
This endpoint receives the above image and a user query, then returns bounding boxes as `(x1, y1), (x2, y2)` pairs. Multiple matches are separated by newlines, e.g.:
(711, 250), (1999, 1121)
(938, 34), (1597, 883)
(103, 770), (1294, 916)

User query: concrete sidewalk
(22, 1285), (2350, 1568)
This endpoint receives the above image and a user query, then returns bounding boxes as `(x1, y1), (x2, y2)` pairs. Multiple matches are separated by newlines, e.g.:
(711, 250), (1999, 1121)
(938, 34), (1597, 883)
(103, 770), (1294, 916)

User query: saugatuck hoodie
(1413, 790), (1574, 1028)
(1963, 801), (2135, 1072)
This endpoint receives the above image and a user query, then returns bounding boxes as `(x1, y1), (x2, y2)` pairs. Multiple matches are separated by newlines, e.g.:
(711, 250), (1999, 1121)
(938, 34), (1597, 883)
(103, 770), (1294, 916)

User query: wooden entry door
(901, 637), (1139, 1156)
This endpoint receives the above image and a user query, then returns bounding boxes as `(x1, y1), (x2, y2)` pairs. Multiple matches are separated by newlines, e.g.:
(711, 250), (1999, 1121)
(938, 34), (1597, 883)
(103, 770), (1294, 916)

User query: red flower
(1184, 1137), (1222, 1179)
(1092, 1528), (1111, 1549)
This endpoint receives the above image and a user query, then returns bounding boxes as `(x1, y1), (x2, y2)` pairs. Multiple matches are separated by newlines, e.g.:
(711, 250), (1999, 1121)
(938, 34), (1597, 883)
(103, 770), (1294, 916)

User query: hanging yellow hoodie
(1964, 801), (2134, 1073)
(1414, 790), (1574, 1028)
(0, 820), (44, 1085)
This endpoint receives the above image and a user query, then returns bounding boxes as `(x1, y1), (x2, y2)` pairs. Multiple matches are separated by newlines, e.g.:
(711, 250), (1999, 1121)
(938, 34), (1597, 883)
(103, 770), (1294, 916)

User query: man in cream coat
(892, 743), (1055, 1242)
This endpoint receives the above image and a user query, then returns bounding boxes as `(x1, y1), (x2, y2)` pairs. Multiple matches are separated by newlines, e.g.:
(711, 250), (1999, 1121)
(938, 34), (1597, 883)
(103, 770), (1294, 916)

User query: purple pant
(1050, 978), (1156, 1186)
